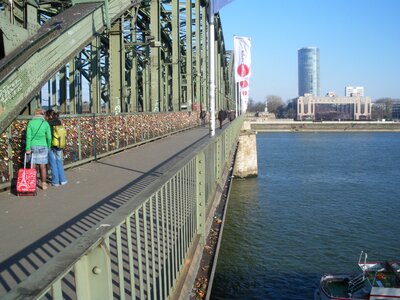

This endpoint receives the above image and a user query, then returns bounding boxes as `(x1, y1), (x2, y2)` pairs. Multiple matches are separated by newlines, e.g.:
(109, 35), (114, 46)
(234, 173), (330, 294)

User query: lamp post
(208, 1), (216, 137)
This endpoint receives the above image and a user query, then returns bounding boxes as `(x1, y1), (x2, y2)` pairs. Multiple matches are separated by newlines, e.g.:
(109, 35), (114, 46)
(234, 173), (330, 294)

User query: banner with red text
(234, 36), (251, 83)
(234, 36), (251, 112)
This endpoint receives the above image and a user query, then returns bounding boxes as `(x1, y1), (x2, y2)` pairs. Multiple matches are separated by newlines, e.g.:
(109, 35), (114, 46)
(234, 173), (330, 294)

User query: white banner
(241, 86), (250, 112)
(213, 0), (235, 14)
(234, 36), (251, 112)
(234, 36), (252, 83)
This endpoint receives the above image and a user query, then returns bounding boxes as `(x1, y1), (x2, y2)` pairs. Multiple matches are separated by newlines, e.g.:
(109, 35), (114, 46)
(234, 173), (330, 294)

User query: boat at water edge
(315, 251), (400, 300)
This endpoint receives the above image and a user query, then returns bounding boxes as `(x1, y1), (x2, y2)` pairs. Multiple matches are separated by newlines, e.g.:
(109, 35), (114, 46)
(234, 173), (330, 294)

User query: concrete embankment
(248, 120), (400, 132)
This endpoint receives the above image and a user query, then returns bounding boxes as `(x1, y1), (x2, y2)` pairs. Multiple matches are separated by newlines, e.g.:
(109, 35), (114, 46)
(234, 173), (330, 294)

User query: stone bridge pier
(233, 121), (258, 178)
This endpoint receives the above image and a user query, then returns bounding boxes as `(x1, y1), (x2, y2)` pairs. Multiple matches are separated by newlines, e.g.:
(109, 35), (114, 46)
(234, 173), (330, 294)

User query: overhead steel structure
(0, 0), (235, 134)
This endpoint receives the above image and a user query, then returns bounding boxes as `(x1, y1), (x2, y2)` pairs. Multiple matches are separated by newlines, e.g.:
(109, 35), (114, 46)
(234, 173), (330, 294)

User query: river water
(211, 132), (400, 300)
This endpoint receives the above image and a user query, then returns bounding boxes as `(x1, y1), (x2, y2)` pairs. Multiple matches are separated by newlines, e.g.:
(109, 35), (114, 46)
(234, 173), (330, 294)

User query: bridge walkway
(0, 124), (221, 297)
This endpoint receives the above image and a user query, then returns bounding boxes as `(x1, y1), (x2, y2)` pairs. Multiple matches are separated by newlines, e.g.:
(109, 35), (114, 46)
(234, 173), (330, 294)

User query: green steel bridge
(0, 0), (243, 299)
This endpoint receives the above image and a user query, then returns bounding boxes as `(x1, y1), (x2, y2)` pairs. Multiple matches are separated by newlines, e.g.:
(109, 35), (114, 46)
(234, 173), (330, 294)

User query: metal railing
(1, 115), (244, 300)
(0, 111), (200, 190)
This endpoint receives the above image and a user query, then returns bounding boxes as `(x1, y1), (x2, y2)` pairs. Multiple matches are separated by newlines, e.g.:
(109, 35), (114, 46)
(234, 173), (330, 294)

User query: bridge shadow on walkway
(0, 126), (214, 296)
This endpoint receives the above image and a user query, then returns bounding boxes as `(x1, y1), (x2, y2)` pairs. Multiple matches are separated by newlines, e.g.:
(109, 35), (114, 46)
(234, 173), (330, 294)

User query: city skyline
(218, 0), (400, 102)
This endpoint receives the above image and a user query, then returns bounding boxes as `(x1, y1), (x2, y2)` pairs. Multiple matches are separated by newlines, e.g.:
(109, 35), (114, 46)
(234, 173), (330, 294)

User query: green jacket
(25, 116), (52, 150)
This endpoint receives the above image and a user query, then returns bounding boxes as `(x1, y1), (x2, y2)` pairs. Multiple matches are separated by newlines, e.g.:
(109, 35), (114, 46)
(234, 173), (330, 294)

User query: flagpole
(209, 1), (216, 137)
(235, 82), (239, 117)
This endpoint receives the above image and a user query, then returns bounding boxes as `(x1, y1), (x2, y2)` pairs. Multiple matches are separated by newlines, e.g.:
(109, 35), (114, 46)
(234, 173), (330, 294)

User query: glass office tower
(298, 47), (320, 96)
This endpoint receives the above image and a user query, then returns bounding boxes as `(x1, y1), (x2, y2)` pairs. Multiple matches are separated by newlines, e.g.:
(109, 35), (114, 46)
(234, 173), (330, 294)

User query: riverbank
(247, 119), (400, 132)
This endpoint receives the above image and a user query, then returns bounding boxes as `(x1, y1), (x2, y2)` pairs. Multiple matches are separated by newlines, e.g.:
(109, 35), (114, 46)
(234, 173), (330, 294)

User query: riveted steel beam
(185, 0), (193, 111)
(171, 0), (180, 111)
(150, 0), (161, 112)
(0, 0), (142, 133)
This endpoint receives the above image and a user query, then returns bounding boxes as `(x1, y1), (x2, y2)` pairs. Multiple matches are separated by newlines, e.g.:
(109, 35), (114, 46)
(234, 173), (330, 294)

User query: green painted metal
(186, 0), (193, 110)
(161, 185), (168, 299)
(59, 66), (67, 113)
(1, 0), (233, 132)
(201, 6), (208, 110)
(125, 217), (136, 299)
(0, 3), (103, 132)
(129, 7), (139, 113)
(109, 21), (122, 114)
(135, 208), (145, 299)
(77, 121), (82, 161)
(6, 127), (13, 182)
(149, 197), (157, 299)
(150, 0), (161, 112)
(1, 116), (244, 299)
(121, 16), (128, 113)
(0, 0), (239, 292)
(74, 243), (113, 299)
(115, 226), (126, 300)
(91, 37), (101, 113)
(143, 201), (151, 298)
(52, 76), (57, 110)
(0, 0), (143, 133)
(172, 0), (180, 111)
(51, 279), (62, 300)
(155, 191), (162, 299)
(69, 59), (77, 114)
(196, 151), (206, 246)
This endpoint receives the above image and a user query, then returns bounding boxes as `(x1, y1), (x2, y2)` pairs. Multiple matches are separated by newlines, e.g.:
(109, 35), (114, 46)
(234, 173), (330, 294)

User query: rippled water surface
(211, 132), (400, 300)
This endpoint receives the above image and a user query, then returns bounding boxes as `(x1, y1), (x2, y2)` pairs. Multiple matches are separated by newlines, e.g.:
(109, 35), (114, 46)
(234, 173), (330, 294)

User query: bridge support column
(59, 67), (67, 113)
(91, 37), (101, 113)
(186, 0), (193, 111)
(150, 0), (161, 112)
(109, 20), (123, 114)
(234, 129), (258, 178)
(172, 0), (181, 111)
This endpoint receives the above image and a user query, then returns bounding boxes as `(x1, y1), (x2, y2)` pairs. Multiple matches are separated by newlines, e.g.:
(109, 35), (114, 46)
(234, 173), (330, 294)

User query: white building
(297, 94), (371, 121)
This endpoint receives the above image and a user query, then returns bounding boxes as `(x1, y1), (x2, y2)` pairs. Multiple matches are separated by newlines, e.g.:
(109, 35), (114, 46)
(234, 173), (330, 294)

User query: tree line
(247, 95), (400, 120)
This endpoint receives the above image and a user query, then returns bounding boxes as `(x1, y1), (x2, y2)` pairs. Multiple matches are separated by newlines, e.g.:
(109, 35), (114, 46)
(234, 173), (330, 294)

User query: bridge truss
(0, 0), (235, 134)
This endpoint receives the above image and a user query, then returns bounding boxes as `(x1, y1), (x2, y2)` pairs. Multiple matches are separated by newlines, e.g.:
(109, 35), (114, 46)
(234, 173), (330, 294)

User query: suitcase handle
(24, 153), (34, 169)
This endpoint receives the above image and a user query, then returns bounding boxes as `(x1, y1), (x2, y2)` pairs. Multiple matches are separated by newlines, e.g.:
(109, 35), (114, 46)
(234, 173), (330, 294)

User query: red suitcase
(16, 153), (37, 196)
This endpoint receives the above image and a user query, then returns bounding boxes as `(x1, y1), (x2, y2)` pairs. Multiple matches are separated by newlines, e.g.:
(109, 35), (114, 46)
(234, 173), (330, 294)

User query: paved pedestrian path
(0, 125), (213, 296)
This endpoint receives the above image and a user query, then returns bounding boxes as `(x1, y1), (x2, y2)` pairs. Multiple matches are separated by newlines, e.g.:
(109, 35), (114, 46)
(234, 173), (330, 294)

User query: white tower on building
(345, 86), (364, 97)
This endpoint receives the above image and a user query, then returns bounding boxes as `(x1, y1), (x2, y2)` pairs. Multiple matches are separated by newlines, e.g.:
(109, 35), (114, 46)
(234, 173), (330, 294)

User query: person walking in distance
(218, 110), (225, 129)
(200, 110), (207, 127)
(25, 108), (52, 190)
(46, 109), (68, 186)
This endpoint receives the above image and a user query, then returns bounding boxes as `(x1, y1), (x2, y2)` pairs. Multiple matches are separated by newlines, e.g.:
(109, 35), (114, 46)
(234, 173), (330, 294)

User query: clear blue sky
(218, 0), (400, 103)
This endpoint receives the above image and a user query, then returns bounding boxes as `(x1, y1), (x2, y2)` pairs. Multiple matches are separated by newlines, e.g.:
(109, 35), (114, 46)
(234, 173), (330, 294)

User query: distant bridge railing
(0, 111), (201, 190)
(1, 116), (244, 300)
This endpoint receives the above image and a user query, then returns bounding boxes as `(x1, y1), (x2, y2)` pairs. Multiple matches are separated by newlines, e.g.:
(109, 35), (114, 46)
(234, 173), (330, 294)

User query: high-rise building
(298, 47), (320, 97)
(345, 86), (364, 97)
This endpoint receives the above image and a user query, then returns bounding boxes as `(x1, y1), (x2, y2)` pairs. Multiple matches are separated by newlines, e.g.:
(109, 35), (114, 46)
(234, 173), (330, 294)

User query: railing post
(106, 115), (110, 152)
(7, 126), (13, 181)
(216, 137), (221, 180)
(77, 118), (82, 161)
(196, 151), (206, 246)
(74, 243), (113, 300)
(93, 113), (97, 160)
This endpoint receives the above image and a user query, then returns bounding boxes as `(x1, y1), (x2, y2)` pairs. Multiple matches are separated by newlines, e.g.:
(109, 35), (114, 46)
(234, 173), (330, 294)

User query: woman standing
(46, 109), (68, 186)
(25, 108), (52, 190)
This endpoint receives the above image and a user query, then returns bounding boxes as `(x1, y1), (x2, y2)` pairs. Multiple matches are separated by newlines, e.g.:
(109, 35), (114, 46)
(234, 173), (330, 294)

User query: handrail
(1, 116), (244, 299)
